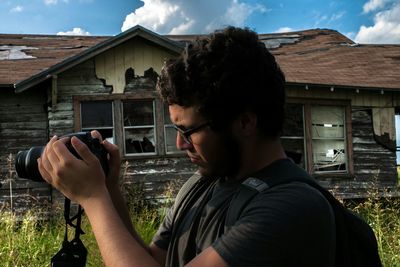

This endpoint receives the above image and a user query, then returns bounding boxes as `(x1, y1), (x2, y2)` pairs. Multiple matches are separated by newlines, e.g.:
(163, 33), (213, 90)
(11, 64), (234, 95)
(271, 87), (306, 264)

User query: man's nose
(176, 133), (193, 150)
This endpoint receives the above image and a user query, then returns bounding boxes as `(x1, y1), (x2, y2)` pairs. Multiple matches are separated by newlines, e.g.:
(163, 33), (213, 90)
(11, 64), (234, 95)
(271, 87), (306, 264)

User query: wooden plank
(115, 45), (125, 93)
(104, 49), (116, 91)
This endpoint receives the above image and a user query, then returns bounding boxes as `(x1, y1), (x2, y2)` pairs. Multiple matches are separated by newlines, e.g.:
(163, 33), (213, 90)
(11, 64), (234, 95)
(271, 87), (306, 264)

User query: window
(282, 99), (352, 176)
(75, 95), (182, 157)
(81, 101), (114, 143)
(311, 106), (347, 173)
(123, 100), (156, 155)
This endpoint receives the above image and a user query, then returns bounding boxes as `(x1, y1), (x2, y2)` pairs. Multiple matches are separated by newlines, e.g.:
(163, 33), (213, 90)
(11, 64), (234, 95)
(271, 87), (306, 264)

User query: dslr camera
(15, 132), (109, 181)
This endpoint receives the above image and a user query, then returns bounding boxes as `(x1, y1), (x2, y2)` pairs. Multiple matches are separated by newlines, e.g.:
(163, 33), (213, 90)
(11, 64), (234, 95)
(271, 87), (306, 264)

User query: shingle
(1, 29), (399, 90)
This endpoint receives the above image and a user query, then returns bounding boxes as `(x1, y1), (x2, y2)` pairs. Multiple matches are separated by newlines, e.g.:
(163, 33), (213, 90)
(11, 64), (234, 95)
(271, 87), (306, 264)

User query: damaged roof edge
(14, 25), (184, 93)
(286, 82), (400, 92)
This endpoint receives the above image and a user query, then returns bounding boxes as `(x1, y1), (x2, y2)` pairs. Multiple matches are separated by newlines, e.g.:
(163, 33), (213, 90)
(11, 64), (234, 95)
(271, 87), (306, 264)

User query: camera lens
(15, 146), (44, 182)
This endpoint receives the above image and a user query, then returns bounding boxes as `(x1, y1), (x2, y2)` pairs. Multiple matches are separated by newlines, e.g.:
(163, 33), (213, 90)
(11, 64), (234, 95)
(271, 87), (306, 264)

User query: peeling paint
(0, 45), (38, 60)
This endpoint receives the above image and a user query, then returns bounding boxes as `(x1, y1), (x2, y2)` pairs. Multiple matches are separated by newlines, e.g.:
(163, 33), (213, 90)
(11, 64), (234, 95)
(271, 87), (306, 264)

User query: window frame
(286, 98), (354, 177)
(73, 92), (180, 159)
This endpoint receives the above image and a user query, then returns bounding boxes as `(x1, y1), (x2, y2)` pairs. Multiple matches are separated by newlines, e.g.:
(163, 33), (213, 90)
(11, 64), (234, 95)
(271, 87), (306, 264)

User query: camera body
(15, 132), (108, 182)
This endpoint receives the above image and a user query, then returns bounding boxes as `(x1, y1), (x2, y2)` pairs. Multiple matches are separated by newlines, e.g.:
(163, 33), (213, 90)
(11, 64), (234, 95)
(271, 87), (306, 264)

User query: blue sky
(0, 0), (399, 43)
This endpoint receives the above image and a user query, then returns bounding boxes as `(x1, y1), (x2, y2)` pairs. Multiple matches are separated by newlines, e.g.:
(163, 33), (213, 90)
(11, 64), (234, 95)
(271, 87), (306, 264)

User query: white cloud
(355, 2), (400, 44)
(44, 0), (58, 5)
(121, 0), (267, 34)
(10, 5), (23, 13)
(57, 27), (91, 36)
(363, 0), (391, 13)
(44, 0), (68, 5)
(274, 27), (294, 33)
(329, 11), (346, 22)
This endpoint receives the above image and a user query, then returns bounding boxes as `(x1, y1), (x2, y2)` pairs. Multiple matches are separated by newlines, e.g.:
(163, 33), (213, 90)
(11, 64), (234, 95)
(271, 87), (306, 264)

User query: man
(38, 27), (335, 267)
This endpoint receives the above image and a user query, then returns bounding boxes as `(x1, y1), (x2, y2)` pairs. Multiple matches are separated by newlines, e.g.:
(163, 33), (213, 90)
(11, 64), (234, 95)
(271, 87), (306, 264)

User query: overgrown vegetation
(0, 161), (399, 266)
(344, 194), (400, 267)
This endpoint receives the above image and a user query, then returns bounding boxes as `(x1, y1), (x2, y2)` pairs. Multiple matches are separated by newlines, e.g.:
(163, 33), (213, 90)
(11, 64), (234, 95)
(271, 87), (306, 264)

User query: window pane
(81, 101), (113, 128)
(163, 104), (172, 124)
(281, 103), (305, 167)
(281, 138), (305, 168)
(125, 128), (155, 154)
(123, 100), (156, 155)
(282, 103), (304, 137)
(311, 106), (344, 138)
(123, 100), (154, 126)
(163, 104), (182, 153)
(165, 126), (179, 153)
(312, 140), (346, 172)
(311, 105), (347, 173)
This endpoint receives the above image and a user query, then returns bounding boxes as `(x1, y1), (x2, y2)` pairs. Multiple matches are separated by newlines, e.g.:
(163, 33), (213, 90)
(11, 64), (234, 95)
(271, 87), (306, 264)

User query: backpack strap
(225, 161), (314, 228)
(225, 177), (270, 227)
(173, 172), (203, 212)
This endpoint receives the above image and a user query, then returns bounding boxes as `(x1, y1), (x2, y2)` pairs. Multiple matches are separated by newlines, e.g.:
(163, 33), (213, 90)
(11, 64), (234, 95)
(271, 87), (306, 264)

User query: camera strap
(51, 197), (87, 267)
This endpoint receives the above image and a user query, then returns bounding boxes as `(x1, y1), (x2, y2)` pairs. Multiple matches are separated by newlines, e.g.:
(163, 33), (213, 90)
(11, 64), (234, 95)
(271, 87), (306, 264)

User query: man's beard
(200, 130), (242, 180)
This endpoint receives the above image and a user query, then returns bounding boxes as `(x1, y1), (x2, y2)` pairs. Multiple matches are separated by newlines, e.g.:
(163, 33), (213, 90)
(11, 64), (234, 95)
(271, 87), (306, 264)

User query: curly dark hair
(157, 26), (286, 137)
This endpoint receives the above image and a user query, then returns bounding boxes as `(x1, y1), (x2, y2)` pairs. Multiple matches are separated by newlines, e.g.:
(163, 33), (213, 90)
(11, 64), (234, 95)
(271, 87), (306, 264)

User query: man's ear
(235, 111), (258, 137)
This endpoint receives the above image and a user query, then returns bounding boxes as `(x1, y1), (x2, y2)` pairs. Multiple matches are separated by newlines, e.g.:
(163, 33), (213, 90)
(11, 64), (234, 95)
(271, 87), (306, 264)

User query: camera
(15, 132), (109, 182)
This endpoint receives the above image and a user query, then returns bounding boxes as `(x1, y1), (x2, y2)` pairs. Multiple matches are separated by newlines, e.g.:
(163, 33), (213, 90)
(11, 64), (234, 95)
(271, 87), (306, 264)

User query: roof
(264, 29), (400, 91)
(0, 25), (183, 92)
(168, 29), (400, 91)
(0, 34), (107, 87)
(1, 27), (399, 92)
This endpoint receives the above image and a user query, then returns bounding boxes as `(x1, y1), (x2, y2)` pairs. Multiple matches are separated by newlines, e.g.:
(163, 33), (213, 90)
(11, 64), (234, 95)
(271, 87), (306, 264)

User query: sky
(0, 0), (399, 44)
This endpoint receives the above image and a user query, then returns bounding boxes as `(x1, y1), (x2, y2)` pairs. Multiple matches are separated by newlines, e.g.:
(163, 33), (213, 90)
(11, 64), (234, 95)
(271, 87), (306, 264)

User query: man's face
(169, 104), (241, 178)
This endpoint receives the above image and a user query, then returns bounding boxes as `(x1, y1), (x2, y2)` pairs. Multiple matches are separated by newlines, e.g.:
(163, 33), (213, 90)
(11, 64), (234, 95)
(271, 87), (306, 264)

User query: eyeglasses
(173, 121), (211, 145)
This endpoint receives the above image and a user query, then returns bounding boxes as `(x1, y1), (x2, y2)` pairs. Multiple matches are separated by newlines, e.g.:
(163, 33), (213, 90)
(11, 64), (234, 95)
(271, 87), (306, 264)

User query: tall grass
(0, 161), (399, 266)
(345, 194), (400, 267)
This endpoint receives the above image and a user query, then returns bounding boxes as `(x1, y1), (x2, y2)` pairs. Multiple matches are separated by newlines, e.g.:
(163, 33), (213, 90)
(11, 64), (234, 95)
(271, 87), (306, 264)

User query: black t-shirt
(152, 159), (336, 267)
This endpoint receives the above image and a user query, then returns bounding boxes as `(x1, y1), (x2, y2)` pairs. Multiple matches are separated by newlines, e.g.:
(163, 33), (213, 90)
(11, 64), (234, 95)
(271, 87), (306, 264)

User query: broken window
(81, 101), (114, 143)
(311, 105), (347, 173)
(123, 100), (156, 155)
(281, 99), (352, 176)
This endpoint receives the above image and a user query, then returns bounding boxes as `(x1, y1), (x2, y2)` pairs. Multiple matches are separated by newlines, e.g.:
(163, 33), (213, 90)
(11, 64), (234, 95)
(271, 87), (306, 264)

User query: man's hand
(37, 135), (108, 206)
(90, 131), (121, 189)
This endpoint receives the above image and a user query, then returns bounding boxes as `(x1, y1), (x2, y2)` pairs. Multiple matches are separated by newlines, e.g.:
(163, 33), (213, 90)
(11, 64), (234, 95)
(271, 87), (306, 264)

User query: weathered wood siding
(316, 108), (398, 198)
(95, 38), (177, 94)
(351, 108), (397, 186)
(286, 85), (398, 197)
(50, 60), (110, 136)
(0, 85), (51, 212)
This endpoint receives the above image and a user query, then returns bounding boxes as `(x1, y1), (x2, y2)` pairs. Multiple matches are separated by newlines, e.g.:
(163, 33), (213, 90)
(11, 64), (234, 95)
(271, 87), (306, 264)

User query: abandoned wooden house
(1, 25), (399, 212)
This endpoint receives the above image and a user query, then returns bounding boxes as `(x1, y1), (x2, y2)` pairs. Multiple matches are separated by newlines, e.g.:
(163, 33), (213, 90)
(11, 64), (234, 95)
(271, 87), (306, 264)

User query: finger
(70, 136), (99, 165)
(58, 136), (71, 144)
(102, 139), (120, 162)
(51, 138), (75, 162)
(102, 139), (120, 172)
(37, 157), (53, 184)
(90, 130), (103, 142)
(41, 136), (67, 184)
(40, 136), (59, 173)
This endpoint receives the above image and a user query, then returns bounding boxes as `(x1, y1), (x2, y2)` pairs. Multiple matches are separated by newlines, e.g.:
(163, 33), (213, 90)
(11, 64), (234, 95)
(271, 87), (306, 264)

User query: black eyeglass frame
(173, 121), (211, 144)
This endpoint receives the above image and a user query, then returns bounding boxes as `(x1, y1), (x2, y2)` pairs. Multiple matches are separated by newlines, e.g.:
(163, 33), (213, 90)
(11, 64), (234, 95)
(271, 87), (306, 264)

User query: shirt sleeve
(212, 182), (336, 267)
